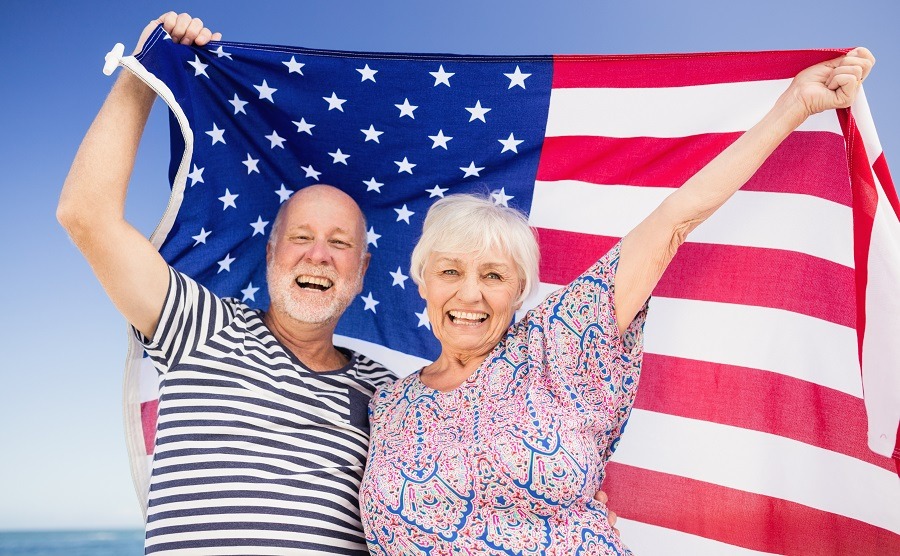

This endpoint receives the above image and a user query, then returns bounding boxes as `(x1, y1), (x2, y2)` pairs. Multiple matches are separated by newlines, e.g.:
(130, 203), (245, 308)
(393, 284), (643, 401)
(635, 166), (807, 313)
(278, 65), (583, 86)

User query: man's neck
(263, 310), (348, 372)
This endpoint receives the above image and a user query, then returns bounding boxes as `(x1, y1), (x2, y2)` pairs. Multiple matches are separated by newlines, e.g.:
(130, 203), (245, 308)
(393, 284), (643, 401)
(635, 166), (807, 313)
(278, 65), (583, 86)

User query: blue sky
(0, 0), (896, 530)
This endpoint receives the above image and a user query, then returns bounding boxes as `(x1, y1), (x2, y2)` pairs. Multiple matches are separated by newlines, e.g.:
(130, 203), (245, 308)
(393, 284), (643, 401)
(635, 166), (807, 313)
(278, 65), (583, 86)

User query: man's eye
(330, 240), (351, 248)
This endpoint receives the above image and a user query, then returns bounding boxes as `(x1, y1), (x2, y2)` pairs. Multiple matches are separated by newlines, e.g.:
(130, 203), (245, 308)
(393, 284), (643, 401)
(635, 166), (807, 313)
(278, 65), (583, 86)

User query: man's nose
(304, 239), (331, 264)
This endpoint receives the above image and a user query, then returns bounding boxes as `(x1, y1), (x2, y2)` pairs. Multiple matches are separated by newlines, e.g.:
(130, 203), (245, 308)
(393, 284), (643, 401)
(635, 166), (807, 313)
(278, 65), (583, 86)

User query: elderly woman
(360, 50), (874, 554)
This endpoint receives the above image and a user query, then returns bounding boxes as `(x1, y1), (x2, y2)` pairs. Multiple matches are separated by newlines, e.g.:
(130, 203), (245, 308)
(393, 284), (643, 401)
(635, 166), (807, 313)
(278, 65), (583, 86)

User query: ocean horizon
(0, 529), (144, 555)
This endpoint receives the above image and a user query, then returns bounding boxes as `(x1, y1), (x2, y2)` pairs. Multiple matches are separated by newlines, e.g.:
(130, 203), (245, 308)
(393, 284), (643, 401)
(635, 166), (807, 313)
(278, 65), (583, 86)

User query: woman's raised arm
(613, 48), (875, 335)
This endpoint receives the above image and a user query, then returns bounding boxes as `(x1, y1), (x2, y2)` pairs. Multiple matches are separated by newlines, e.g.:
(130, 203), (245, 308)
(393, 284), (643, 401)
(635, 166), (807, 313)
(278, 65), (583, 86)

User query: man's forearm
(57, 71), (156, 235)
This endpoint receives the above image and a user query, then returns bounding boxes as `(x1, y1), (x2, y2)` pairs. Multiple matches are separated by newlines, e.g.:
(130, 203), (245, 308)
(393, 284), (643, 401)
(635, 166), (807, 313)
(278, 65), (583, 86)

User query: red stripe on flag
(838, 112), (877, 363)
(603, 463), (900, 554)
(140, 400), (158, 455)
(552, 50), (847, 88)
(873, 153), (900, 219)
(537, 229), (855, 328)
(638, 354), (894, 472)
(536, 133), (851, 206)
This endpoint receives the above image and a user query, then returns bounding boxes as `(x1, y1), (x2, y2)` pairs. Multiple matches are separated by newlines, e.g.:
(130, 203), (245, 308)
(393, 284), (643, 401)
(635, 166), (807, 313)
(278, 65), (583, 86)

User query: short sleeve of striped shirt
(133, 266), (241, 375)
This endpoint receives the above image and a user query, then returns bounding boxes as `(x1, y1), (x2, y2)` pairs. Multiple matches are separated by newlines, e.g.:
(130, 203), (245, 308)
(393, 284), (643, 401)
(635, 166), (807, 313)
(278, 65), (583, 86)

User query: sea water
(0, 529), (143, 555)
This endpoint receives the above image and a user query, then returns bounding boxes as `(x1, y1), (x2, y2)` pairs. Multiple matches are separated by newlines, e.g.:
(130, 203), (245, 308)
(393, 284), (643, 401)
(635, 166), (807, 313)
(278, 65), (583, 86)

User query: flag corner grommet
(103, 42), (126, 76)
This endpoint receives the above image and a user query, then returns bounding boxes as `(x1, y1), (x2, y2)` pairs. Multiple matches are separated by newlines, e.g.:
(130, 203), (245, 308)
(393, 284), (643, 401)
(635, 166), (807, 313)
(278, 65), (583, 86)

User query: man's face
(266, 187), (369, 325)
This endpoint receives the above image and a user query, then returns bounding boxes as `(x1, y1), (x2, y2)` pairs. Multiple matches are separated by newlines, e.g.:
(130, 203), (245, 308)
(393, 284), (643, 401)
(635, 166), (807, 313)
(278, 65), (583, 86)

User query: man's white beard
(266, 260), (363, 324)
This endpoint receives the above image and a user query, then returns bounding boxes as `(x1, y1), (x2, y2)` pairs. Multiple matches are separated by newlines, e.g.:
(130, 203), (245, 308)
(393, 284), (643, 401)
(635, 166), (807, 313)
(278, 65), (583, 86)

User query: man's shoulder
(346, 349), (398, 387)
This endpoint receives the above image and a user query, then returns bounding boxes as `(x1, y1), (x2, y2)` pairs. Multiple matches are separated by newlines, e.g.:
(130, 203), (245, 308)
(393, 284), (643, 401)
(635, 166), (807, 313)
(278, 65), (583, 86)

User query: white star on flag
(250, 216), (269, 236)
(187, 164), (205, 186)
(395, 98), (418, 119)
(366, 226), (381, 247)
(274, 183), (293, 203)
(465, 100), (491, 123)
(361, 292), (380, 313)
(241, 282), (259, 302)
(265, 130), (286, 149)
(395, 157), (416, 174)
(361, 125), (384, 143)
(292, 118), (315, 135)
(217, 253), (236, 273)
(187, 55), (209, 77)
(301, 164), (321, 180)
(254, 80), (277, 102)
(429, 65), (454, 87)
(210, 46), (232, 59)
(228, 94), (248, 115)
(415, 309), (431, 329)
(242, 154), (260, 174)
(491, 187), (514, 206)
(218, 189), (238, 210)
(206, 123), (226, 145)
(283, 56), (305, 74)
(498, 133), (524, 153)
(390, 267), (409, 288)
(426, 184), (448, 198)
(504, 66), (531, 89)
(357, 64), (378, 82)
(329, 149), (350, 165)
(460, 161), (485, 177)
(428, 130), (453, 150)
(191, 228), (211, 245)
(394, 204), (415, 224)
(323, 92), (347, 111)
(364, 177), (384, 193)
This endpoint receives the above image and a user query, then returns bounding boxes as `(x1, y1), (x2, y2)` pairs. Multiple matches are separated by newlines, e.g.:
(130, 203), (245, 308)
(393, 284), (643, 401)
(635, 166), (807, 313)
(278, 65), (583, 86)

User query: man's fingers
(158, 11), (178, 32)
(195, 28), (213, 46)
(169, 13), (193, 43)
(211, 32), (223, 42)
(182, 18), (205, 45)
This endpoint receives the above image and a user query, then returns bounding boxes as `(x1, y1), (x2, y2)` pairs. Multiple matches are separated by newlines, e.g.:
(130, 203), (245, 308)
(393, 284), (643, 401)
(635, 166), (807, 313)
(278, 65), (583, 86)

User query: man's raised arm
(57, 13), (220, 339)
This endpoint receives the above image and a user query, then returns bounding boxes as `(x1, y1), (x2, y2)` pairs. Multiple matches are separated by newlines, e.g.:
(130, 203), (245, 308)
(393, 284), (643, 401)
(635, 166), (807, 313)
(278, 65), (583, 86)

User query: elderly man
(58, 12), (617, 555)
(57, 13), (395, 555)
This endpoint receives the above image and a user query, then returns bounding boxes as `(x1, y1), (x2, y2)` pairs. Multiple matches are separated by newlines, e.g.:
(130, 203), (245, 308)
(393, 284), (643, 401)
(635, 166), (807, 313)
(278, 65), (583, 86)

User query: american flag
(116, 25), (900, 554)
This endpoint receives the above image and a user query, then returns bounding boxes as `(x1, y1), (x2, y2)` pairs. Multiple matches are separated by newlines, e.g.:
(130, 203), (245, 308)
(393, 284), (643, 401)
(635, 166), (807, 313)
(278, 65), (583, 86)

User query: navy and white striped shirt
(136, 268), (395, 554)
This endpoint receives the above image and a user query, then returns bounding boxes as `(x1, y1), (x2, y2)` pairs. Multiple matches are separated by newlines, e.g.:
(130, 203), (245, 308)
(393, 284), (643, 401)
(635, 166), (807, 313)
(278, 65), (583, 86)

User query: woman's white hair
(410, 194), (540, 305)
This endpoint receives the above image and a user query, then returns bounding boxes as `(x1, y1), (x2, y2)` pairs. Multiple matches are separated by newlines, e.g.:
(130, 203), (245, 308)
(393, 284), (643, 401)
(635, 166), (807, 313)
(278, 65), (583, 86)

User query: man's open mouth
(448, 310), (488, 324)
(295, 275), (334, 291)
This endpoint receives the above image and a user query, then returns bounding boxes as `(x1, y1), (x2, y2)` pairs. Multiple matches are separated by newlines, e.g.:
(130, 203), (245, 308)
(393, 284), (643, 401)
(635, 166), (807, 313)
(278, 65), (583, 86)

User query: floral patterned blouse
(360, 242), (649, 555)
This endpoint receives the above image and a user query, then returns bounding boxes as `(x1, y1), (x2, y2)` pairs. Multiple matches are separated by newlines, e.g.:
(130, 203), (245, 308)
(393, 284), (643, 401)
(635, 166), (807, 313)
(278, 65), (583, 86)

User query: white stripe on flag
(851, 88), (884, 165)
(530, 181), (854, 267)
(612, 409), (900, 534)
(616, 518), (780, 556)
(546, 80), (842, 138)
(335, 334), (432, 378)
(524, 288), (862, 398)
(139, 356), (159, 403)
(862, 177), (900, 457)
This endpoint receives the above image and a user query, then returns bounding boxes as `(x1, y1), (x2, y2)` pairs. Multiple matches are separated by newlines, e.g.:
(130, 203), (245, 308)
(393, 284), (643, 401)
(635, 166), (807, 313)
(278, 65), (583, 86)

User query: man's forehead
(284, 221), (356, 236)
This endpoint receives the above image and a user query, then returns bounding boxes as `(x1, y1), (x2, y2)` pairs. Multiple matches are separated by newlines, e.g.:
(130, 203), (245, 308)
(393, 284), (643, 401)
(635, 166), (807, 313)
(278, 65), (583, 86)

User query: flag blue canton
(137, 27), (553, 360)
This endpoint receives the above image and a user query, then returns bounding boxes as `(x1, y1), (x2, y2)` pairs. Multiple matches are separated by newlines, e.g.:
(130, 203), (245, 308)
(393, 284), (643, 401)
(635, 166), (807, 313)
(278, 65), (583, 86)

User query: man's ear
(361, 252), (371, 276)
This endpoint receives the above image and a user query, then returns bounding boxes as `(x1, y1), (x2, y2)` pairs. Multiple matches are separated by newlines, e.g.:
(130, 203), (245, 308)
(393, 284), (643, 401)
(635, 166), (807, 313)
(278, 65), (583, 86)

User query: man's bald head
(268, 185), (368, 253)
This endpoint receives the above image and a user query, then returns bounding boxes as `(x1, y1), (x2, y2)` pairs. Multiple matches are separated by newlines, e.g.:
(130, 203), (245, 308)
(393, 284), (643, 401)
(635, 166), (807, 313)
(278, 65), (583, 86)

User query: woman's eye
(486, 272), (501, 280)
(442, 269), (458, 276)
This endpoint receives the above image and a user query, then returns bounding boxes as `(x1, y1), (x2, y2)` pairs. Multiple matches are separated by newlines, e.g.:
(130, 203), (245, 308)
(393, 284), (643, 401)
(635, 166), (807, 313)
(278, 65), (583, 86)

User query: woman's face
(419, 246), (523, 363)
